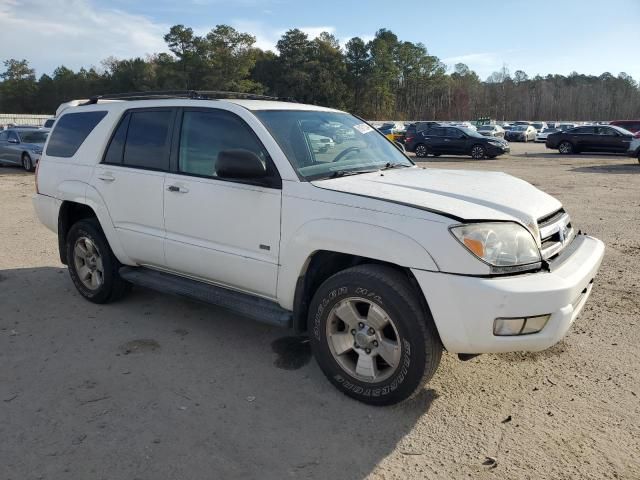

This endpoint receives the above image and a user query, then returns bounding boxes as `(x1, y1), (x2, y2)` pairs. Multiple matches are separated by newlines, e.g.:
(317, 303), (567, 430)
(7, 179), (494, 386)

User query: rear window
(46, 111), (107, 157)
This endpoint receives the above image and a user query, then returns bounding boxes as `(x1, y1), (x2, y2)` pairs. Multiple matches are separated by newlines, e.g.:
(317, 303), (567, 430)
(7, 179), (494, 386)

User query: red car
(609, 120), (640, 137)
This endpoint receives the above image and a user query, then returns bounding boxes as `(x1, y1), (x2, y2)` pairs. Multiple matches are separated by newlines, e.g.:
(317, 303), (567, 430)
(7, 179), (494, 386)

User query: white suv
(33, 92), (605, 405)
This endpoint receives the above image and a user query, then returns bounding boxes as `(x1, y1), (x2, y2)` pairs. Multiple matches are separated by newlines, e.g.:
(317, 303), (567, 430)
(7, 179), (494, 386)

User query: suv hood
(312, 167), (561, 226)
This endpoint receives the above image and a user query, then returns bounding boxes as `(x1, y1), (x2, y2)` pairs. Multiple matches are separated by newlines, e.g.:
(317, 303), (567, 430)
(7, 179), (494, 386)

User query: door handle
(167, 185), (189, 193)
(97, 173), (115, 182)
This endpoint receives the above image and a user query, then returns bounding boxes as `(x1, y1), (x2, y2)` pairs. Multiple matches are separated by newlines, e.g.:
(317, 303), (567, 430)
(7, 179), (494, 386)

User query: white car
(535, 127), (560, 142)
(33, 93), (605, 406)
(308, 133), (335, 153)
(476, 124), (505, 138)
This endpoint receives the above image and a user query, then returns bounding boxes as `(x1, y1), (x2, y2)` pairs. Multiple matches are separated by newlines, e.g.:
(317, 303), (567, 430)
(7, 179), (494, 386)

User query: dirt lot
(1, 142), (639, 480)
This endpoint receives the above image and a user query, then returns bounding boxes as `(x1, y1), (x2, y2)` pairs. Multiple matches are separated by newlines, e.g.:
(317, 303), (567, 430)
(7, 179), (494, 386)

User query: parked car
(530, 122), (547, 132)
(476, 124), (505, 138)
(609, 120), (640, 135)
(33, 92), (604, 406)
(505, 125), (537, 142)
(535, 127), (560, 143)
(450, 121), (477, 131)
(513, 121), (531, 126)
(308, 133), (335, 153)
(546, 125), (634, 154)
(626, 137), (640, 163)
(0, 127), (49, 171)
(406, 125), (509, 159)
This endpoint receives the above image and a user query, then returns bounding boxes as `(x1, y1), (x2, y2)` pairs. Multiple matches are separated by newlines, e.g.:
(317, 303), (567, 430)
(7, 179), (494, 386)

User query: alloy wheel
(326, 297), (402, 383)
(73, 236), (104, 290)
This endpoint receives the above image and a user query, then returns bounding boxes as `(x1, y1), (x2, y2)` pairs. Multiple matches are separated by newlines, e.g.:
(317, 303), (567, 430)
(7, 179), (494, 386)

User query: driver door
(163, 107), (282, 298)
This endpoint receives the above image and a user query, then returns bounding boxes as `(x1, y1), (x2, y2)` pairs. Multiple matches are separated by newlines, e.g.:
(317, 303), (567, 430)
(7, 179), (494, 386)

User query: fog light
(493, 315), (550, 336)
(520, 315), (550, 334)
(493, 318), (525, 336)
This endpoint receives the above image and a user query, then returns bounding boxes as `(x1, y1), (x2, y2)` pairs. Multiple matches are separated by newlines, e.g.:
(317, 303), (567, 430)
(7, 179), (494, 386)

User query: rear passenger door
(92, 108), (176, 268)
(422, 127), (446, 154)
(163, 107), (282, 298)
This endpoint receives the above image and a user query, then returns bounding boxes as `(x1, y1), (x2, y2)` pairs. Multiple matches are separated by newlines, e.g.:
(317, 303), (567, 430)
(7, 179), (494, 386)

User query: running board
(119, 267), (292, 328)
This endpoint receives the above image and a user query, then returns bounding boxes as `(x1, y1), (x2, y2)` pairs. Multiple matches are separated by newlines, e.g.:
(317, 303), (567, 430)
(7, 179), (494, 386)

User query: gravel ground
(1, 142), (639, 480)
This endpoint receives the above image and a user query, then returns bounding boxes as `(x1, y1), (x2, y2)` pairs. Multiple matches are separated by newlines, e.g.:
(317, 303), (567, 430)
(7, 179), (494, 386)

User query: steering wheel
(332, 146), (360, 162)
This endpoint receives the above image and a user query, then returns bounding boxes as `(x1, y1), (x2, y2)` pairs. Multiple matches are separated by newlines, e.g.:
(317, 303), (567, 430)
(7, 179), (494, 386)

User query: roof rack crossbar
(83, 90), (297, 104)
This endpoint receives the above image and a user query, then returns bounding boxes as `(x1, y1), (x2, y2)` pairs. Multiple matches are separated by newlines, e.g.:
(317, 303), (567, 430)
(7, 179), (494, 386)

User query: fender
(84, 184), (135, 265)
(276, 219), (439, 310)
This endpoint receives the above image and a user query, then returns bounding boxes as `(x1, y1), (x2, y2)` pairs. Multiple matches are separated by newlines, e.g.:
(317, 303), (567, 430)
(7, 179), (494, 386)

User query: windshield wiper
(328, 168), (379, 178)
(380, 162), (411, 170)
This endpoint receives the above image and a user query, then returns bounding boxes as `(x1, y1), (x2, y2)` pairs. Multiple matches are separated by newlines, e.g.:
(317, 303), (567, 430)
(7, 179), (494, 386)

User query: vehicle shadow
(0, 166), (31, 176)
(414, 155), (500, 163)
(1, 266), (438, 480)
(571, 164), (640, 174)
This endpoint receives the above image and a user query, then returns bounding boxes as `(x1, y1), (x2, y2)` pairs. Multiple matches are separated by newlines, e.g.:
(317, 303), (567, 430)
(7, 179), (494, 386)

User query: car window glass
(8, 131), (19, 142)
(179, 110), (269, 179)
(445, 127), (462, 138)
(0, 131), (7, 141)
(596, 127), (615, 136)
(123, 110), (172, 170)
(428, 127), (445, 137)
(46, 111), (107, 157)
(103, 113), (131, 165)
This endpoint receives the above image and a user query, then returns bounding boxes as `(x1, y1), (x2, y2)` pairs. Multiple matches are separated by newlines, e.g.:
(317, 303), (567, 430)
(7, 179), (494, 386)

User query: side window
(103, 114), (131, 165)
(427, 127), (445, 137)
(597, 127), (617, 136)
(0, 131), (7, 142)
(178, 109), (270, 180)
(123, 110), (172, 170)
(445, 127), (462, 138)
(8, 131), (19, 142)
(46, 111), (107, 157)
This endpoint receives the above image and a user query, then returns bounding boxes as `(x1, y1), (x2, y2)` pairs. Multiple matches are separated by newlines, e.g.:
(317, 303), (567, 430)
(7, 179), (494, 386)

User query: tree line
(1, 25), (639, 121)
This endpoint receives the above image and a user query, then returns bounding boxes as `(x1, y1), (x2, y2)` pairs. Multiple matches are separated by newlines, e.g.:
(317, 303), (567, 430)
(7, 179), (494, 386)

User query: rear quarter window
(46, 111), (107, 158)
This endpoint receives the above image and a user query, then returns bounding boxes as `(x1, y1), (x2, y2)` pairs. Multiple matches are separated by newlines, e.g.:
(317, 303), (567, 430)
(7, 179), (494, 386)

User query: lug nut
(358, 322), (364, 329)
(351, 329), (356, 335)
(365, 348), (371, 354)
(368, 328), (375, 335)
(373, 340), (378, 347)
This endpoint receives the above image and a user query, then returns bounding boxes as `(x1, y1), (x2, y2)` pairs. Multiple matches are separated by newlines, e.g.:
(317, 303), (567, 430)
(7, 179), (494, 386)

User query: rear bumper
(412, 235), (605, 353)
(32, 193), (60, 234)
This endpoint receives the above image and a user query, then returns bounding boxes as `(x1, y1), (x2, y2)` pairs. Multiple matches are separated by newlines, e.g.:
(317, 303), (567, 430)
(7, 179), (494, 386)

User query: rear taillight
(634, 131), (640, 138)
(35, 160), (40, 193)
(405, 136), (415, 143)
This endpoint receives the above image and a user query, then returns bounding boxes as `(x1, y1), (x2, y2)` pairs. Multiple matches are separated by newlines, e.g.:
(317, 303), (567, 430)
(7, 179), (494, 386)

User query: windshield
(254, 110), (413, 180)
(512, 126), (527, 131)
(459, 127), (484, 138)
(532, 123), (543, 129)
(478, 125), (493, 131)
(18, 131), (48, 143)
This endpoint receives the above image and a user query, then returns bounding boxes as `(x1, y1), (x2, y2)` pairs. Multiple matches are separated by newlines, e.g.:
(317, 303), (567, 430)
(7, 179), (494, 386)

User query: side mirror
(8, 138), (19, 144)
(216, 149), (267, 179)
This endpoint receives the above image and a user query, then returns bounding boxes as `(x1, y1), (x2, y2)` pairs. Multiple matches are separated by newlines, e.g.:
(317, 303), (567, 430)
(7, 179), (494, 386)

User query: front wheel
(308, 265), (442, 406)
(22, 153), (33, 172)
(471, 144), (486, 159)
(66, 218), (130, 304)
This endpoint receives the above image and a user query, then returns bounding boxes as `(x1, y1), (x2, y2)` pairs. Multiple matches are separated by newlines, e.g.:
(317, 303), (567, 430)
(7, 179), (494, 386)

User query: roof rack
(83, 90), (297, 105)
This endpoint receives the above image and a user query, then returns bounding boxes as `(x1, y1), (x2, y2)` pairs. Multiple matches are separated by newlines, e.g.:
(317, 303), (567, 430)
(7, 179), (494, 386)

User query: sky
(1, 0), (639, 81)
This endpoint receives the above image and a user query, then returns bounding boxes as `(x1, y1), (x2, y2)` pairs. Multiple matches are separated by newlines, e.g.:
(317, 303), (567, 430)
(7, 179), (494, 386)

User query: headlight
(450, 222), (541, 274)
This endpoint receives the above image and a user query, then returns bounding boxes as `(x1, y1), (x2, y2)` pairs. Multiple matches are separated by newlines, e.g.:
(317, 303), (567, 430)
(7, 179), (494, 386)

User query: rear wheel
(66, 218), (130, 304)
(308, 265), (442, 406)
(558, 141), (573, 154)
(22, 153), (33, 172)
(471, 144), (486, 159)
(414, 143), (428, 158)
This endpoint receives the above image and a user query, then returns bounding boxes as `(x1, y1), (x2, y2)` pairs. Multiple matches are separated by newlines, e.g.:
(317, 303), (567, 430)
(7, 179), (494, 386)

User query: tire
(66, 218), (130, 304)
(22, 153), (33, 172)
(558, 141), (573, 154)
(414, 143), (428, 158)
(487, 154), (497, 159)
(471, 144), (486, 159)
(307, 264), (442, 406)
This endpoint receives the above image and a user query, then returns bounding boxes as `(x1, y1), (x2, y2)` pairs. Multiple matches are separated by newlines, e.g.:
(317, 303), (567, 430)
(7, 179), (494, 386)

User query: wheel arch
(290, 250), (434, 335)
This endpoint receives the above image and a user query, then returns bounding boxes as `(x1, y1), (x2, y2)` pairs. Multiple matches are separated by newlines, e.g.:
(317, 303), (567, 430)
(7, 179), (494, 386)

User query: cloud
(0, 0), (169, 75)
(225, 20), (336, 52)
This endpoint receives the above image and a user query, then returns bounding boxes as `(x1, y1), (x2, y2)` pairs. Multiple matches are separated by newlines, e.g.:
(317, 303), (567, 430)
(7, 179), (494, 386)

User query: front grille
(538, 208), (574, 260)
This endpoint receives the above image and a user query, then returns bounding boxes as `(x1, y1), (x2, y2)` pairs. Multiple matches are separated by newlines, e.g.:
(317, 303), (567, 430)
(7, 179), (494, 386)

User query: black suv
(404, 121), (441, 147)
(407, 125), (510, 159)
(546, 125), (634, 154)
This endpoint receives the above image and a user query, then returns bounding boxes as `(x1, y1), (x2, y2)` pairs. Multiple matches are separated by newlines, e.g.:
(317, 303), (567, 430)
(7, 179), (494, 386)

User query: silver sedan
(0, 128), (49, 171)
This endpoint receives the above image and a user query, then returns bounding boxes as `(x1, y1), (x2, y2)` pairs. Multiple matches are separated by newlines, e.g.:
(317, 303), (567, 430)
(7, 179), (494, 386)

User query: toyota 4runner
(33, 92), (605, 405)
